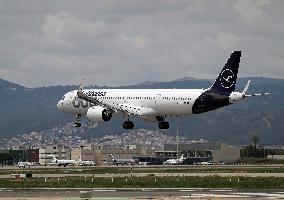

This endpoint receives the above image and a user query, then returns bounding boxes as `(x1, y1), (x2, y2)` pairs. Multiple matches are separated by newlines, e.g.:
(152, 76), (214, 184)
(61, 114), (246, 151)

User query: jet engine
(87, 106), (112, 122)
(229, 92), (243, 103)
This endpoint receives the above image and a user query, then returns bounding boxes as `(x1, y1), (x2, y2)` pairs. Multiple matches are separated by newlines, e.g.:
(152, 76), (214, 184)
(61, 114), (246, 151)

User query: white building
(39, 145), (71, 165)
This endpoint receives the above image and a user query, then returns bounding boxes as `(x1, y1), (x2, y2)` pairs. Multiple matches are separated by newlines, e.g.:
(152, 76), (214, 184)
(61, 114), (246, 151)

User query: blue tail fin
(209, 51), (241, 94)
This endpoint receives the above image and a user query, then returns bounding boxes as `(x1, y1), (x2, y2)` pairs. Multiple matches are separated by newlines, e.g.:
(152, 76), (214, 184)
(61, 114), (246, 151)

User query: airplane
(138, 161), (151, 166)
(164, 154), (185, 165)
(78, 157), (96, 166)
(79, 160), (95, 166)
(17, 161), (32, 168)
(57, 51), (269, 129)
(196, 161), (213, 165)
(48, 155), (77, 167)
(109, 154), (136, 166)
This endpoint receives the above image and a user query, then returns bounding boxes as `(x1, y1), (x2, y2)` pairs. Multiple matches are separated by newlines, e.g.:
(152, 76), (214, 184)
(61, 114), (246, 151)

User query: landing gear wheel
(75, 114), (82, 127)
(75, 122), (81, 127)
(123, 121), (134, 129)
(158, 121), (169, 129)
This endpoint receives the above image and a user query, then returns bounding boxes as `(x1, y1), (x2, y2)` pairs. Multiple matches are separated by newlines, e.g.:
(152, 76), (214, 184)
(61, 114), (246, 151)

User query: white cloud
(0, 0), (283, 87)
(233, 0), (270, 24)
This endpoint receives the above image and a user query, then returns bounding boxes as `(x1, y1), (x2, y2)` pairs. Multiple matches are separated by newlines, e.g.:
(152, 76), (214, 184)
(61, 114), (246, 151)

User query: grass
(1, 176), (284, 189)
(2, 166), (284, 175)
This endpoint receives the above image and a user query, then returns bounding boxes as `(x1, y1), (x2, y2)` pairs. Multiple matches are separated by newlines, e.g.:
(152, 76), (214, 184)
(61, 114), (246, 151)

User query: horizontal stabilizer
(245, 92), (270, 97)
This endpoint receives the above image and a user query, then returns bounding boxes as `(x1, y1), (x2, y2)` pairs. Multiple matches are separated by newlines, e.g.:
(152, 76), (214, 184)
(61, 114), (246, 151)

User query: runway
(1, 188), (284, 199)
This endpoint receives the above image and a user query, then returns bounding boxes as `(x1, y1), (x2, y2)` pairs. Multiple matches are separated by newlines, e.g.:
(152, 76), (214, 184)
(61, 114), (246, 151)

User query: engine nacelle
(87, 106), (112, 123)
(229, 92), (243, 103)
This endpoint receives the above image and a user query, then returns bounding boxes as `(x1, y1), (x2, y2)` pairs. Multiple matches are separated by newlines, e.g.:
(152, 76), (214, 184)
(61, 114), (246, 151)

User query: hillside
(0, 77), (283, 145)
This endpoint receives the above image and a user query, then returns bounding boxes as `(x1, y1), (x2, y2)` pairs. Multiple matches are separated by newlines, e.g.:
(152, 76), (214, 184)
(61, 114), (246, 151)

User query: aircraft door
(155, 93), (162, 104)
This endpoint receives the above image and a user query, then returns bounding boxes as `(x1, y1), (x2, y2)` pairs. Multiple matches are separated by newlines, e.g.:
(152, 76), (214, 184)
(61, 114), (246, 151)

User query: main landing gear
(123, 117), (134, 129)
(156, 116), (169, 129)
(158, 121), (169, 129)
(122, 116), (169, 130)
(75, 114), (82, 127)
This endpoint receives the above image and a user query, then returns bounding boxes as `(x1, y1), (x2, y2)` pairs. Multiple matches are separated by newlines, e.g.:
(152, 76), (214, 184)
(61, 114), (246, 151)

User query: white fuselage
(51, 159), (76, 166)
(18, 161), (32, 168)
(164, 159), (183, 165)
(80, 160), (95, 166)
(49, 155), (77, 166)
(164, 155), (185, 165)
(57, 89), (205, 117)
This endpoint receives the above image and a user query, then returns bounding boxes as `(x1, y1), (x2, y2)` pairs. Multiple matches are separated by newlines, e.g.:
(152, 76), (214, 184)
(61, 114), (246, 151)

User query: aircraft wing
(77, 90), (157, 116)
(119, 104), (156, 116)
(77, 89), (114, 111)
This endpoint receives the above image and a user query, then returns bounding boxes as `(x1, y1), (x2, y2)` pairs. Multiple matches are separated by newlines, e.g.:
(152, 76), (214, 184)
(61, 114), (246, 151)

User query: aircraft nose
(57, 100), (64, 111)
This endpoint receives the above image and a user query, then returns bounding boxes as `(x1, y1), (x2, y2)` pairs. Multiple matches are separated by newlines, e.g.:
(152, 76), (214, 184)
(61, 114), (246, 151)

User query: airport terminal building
(134, 142), (240, 165)
(39, 145), (71, 165)
(71, 144), (155, 165)
(6, 142), (240, 165)
(162, 142), (240, 164)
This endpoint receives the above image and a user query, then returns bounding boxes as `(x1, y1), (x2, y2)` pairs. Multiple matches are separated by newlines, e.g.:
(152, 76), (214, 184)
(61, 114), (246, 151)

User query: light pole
(176, 119), (179, 159)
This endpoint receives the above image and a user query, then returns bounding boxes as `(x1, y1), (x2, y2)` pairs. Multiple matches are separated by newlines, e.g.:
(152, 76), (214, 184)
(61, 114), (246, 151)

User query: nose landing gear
(158, 121), (169, 129)
(75, 114), (82, 127)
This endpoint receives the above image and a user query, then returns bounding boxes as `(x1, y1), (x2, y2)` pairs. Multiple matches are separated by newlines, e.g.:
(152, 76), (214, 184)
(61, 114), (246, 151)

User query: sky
(0, 0), (283, 87)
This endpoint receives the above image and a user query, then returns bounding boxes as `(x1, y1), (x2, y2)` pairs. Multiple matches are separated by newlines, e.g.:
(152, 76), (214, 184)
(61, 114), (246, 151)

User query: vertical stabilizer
(210, 51), (241, 94)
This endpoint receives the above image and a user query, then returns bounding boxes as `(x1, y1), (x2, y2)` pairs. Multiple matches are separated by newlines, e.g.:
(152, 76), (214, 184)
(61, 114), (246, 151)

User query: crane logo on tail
(220, 69), (235, 89)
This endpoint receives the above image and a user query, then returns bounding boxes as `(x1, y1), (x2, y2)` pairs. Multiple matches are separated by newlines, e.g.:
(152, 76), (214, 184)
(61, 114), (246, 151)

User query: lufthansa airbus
(57, 51), (269, 129)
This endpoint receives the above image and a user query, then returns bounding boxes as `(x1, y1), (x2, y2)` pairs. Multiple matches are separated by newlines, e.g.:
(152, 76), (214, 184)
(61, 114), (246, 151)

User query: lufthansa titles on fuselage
(84, 91), (107, 97)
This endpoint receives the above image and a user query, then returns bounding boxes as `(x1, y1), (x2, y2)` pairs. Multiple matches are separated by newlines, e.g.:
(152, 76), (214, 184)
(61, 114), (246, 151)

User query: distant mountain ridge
(0, 77), (283, 145)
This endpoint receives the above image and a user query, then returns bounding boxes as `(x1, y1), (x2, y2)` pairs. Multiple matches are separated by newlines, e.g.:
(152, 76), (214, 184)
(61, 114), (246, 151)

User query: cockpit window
(62, 95), (65, 100)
